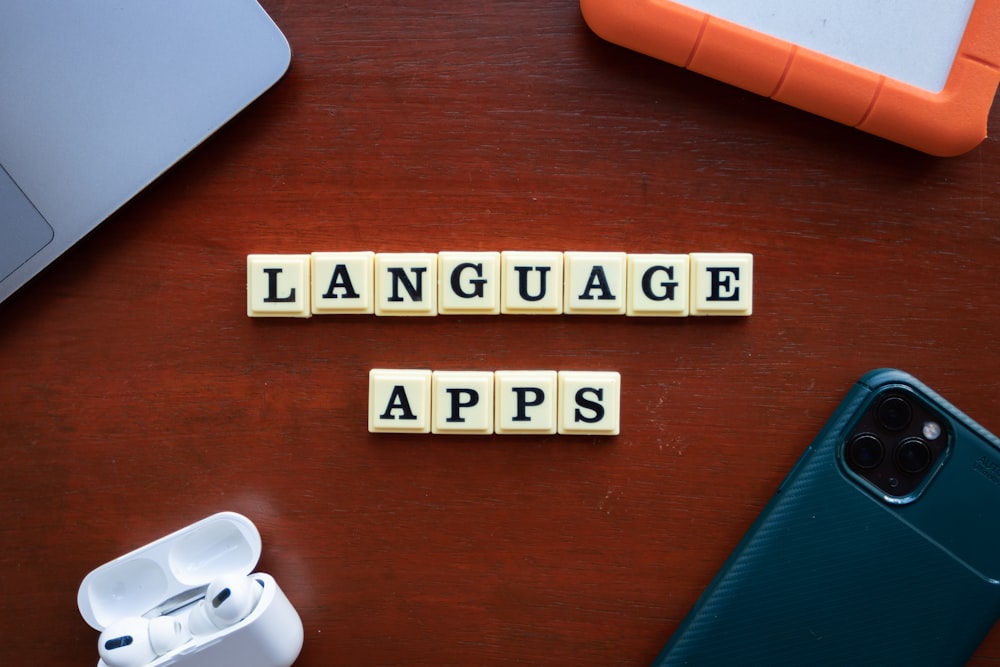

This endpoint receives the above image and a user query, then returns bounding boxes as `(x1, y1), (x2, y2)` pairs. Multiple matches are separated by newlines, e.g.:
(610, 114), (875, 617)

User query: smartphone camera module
(876, 395), (912, 431)
(843, 390), (950, 501)
(847, 434), (884, 470)
(895, 437), (931, 475)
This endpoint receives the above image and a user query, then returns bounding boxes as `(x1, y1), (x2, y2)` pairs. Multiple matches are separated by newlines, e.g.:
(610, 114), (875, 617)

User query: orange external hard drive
(581, 0), (1000, 156)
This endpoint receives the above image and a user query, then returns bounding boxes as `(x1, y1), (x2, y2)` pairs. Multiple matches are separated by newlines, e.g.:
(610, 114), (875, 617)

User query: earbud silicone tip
(148, 615), (190, 656)
(186, 602), (217, 637)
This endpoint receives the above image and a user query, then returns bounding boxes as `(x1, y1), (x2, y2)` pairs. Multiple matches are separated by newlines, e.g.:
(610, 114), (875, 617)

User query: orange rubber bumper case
(580, 0), (1000, 156)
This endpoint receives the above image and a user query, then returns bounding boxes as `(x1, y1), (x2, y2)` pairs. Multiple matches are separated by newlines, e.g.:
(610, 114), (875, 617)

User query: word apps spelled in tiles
(369, 369), (622, 436)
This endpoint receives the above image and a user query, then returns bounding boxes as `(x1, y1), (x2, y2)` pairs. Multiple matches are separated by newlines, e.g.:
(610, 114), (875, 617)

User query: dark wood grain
(2, 2), (999, 665)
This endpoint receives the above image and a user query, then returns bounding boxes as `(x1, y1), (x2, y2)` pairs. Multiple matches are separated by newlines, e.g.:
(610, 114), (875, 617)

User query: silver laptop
(0, 0), (290, 304)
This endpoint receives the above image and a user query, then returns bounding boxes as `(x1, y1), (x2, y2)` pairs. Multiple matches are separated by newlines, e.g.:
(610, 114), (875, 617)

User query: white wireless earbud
(187, 574), (264, 636)
(98, 615), (190, 667)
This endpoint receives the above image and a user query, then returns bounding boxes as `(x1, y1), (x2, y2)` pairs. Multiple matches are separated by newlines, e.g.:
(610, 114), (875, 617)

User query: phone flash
(923, 421), (943, 441)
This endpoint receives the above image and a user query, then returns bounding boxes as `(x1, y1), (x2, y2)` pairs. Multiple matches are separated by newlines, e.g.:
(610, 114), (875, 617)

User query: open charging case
(77, 512), (303, 667)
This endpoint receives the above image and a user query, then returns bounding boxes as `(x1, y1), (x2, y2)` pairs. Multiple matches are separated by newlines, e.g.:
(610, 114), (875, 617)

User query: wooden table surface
(3, 2), (1000, 665)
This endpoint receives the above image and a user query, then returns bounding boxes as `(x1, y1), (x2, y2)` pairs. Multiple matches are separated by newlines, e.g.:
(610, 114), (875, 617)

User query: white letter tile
(311, 251), (374, 314)
(557, 371), (621, 435)
(563, 251), (627, 315)
(626, 254), (690, 317)
(368, 369), (433, 433)
(494, 370), (558, 434)
(438, 252), (501, 315)
(375, 253), (438, 316)
(247, 254), (312, 318)
(500, 251), (564, 315)
(432, 371), (495, 434)
(689, 253), (753, 316)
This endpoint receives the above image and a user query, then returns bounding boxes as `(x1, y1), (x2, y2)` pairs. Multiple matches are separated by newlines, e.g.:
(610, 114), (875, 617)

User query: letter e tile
(689, 253), (753, 316)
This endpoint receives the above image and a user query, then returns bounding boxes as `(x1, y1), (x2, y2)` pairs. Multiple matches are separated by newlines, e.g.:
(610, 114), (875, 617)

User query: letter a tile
(564, 251), (627, 315)
(312, 251), (374, 314)
(369, 369), (433, 433)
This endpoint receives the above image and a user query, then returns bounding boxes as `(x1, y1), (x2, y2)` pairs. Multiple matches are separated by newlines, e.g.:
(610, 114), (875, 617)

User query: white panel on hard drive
(679, 0), (976, 93)
(0, 0), (290, 302)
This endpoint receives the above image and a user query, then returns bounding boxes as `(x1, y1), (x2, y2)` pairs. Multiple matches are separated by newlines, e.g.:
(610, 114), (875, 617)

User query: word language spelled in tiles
(369, 369), (621, 436)
(247, 251), (753, 318)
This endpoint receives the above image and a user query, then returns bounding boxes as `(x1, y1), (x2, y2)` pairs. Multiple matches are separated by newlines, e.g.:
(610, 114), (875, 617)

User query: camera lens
(848, 433), (884, 470)
(895, 438), (931, 475)
(876, 395), (912, 431)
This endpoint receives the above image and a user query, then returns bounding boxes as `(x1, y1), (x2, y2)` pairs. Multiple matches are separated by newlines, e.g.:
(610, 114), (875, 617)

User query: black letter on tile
(451, 263), (486, 299)
(707, 267), (740, 301)
(446, 388), (480, 423)
(574, 388), (605, 423)
(641, 266), (677, 301)
(512, 387), (545, 421)
(578, 266), (615, 301)
(514, 266), (550, 302)
(322, 264), (361, 299)
(388, 267), (426, 302)
(380, 385), (417, 420)
(263, 268), (295, 303)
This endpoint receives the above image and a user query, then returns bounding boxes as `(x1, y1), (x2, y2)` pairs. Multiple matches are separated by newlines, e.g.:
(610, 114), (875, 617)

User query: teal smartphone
(654, 369), (1000, 666)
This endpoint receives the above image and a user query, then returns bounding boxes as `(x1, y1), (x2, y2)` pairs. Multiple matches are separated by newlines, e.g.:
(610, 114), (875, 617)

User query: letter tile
(368, 369), (433, 433)
(557, 371), (621, 435)
(432, 371), (495, 434)
(247, 254), (312, 318)
(500, 251), (564, 315)
(626, 254), (690, 316)
(563, 251), (627, 315)
(311, 251), (374, 314)
(374, 253), (438, 316)
(438, 252), (501, 315)
(689, 253), (753, 316)
(494, 370), (558, 434)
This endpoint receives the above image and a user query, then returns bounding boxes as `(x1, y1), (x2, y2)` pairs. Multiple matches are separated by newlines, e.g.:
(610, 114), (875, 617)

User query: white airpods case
(78, 511), (304, 667)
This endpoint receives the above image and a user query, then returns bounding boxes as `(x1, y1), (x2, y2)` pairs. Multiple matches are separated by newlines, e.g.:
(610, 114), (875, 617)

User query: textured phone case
(653, 369), (1000, 666)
